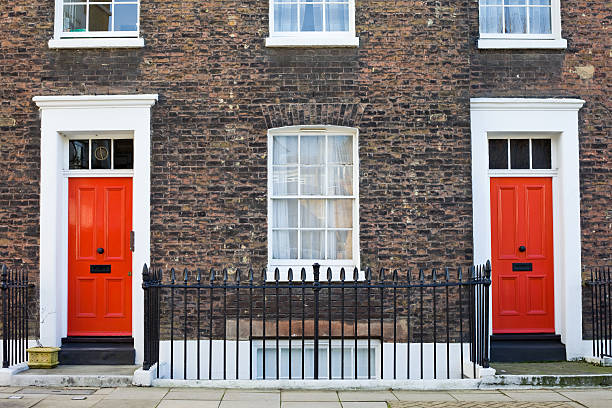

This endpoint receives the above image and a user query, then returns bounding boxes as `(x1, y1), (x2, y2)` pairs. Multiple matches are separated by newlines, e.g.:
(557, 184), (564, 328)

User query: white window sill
(265, 36), (359, 48)
(478, 38), (567, 50)
(48, 38), (145, 49)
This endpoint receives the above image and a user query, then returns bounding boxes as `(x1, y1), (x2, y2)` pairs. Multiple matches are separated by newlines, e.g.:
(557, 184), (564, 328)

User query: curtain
(273, 136), (298, 259)
(327, 136), (353, 260)
(326, 2), (349, 32)
(274, 1), (298, 32)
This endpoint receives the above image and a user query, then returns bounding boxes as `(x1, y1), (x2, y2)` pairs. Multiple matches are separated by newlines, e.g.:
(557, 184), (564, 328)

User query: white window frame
(267, 126), (360, 280)
(266, 0), (359, 48)
(63, 132), (135, 178)
(478, 0), (567, 49)
(487, 134), (557, 175)
(49, 0), (144, 49)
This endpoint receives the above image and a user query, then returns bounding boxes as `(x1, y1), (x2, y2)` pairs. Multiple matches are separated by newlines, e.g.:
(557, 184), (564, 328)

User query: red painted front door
(68, 177), (133, 336)
(490, 177), (554, 334)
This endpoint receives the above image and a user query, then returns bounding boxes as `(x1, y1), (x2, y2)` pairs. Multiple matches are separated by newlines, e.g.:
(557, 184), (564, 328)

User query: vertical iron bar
(407, 269), (411, 380)
(367, 267), (371, 379)
(380, 268), (384, 380)
(445, 268), (450, 379)
(223, 269), (228, 380)
(262, 268), (267, 379)
(170, 268), (175, 379)
(433, 269), (437, 379)
(590, 268), (595, 357)
(470, 266), (476, 378)
(393, 270), (397, 380)
(236, 269), (241, 380)
(354, 268), (358, 379)
(419, 269), (424, 380)
(142, 264), (150, 370)
(288, 269), (293, 380)
(249, 268), (254, 380)
(209, 269), (215, 380)
(183, 268), (188, 380)
(197, 269), (201, 380)
(313, 263), (320, 380)
(301, 268), (306, 380)
(275, 268), (280, 380)
(341, 268), (345, 380)
(327, 267), (332, 379)
(483, 261), (491, 368)
(458, 267), (464, 379)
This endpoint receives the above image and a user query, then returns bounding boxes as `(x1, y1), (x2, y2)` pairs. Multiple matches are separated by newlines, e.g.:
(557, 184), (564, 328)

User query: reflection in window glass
(89, 4), (112, 31)
(488, 139), (508, 169)
(62, 1), (138, 34)
(69, 140), (89, 169)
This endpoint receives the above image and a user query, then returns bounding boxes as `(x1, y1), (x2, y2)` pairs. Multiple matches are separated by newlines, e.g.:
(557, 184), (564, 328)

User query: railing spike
(261, 267), (267, 281)
(209, 268), (216, 282)
(340, 267), (346, 282)
(287, 268), (293, 282)
(301, 267), (306, 282)
(274, 268), (280, 282)
(445, 267), (450, 281)
(407, 268), (412, 282)
(248, 267), (254, 282)
(327, 267), (332, 282)
(419, 268), (425, 282)
(223, 268), (229, 282)
(196, 268), (202, 282)
(379, 268), (385, 282)
(236, 269), (241, 283)
(142, 264), (149, 282)
(170, 268), (176, 283)
(353, 267), (359, 282)
(392, 269), (398, 282)
(485, 260), (492, 279)
(432, 268), (437, 282)
(458, 267), (463, 281)
(184, 268), (189, 283)
(366, 267), (372, 282)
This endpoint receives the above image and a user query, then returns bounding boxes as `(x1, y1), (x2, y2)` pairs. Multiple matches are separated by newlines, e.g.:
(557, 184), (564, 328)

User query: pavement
(0, 387), (611, 408)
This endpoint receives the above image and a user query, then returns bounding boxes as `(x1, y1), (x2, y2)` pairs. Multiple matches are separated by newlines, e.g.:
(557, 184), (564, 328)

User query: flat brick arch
(260, 103), (367, 129)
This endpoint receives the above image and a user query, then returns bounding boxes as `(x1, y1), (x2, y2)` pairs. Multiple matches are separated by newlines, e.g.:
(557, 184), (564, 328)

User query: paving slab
(392, 391), (457, 401)
(103, 387), (168, 400)
(342, 403), (389, 408)
(450, 391), (514, 402)
(501, 390), (572, 402)
(219, 400), (279, 408)
(281, 391), (339, 401)
(91, 399), (160, 408)
(92, 388), (115, 395)
(281, 402), (341, 408)
(0, 399), (40, 408)
(157, 401), (220, 408)
(31, 394), (104, 407)
(222, 390), (280, 401)
(558, 389), (612, 400)
(389, 403), (583, 408)
(165, 388), (225, 400)
(338, 391), (398, 401)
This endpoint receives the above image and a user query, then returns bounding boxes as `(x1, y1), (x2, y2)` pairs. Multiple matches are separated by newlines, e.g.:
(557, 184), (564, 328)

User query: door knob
(518, 246), (526, 252)
(97, 248), (104, 254)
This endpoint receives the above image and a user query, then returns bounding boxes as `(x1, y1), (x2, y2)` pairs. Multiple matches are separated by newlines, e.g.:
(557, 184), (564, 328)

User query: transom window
(68, 138), (134, 170)
(269, 127), (358, 265)
(480, 0), (552, 35)
(488, 138), (552, 170)
(61, 0), (139, 36)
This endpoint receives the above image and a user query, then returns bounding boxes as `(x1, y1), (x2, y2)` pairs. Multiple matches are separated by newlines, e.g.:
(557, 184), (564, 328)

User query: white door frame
(33, 94), (157, 364)
(470, 98), (586, 359)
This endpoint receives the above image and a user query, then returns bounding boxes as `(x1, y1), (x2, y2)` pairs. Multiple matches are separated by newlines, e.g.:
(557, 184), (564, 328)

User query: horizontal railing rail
(143, 261), (491, 380)
(586, 266), (612, 359)
(1, 264), (32, 368)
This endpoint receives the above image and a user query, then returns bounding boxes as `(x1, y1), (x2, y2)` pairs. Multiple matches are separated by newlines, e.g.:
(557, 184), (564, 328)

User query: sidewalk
(1, 387), (611, 408)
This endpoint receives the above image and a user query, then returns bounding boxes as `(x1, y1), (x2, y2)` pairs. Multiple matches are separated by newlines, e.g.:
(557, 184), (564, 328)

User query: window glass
(488, 139), (508, 169)
(510, 139), (530, 169)
(69, 140), (89, 169)
(273, 0), (350, 33)
(271, 131), (356, 261)
(479, 0), (552, 35)
(91, 139), (112, 169)
(62, 0), (138, 34)
(531, 139), (552, 169)
(113, 139), (134, 169)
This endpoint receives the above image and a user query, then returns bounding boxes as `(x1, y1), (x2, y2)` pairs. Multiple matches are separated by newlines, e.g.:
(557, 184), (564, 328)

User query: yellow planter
(26, 347), (60, 369)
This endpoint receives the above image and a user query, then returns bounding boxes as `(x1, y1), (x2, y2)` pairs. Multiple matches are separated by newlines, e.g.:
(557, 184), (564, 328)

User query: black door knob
(519, 246), (526, 252)
(97, 248), (104, 254)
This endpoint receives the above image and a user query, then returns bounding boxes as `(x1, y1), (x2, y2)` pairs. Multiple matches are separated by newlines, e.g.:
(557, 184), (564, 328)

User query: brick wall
(0, 1), (608, 338)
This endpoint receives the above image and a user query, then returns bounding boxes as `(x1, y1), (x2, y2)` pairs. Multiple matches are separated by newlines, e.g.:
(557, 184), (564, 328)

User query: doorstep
(9, 365), (138, 387)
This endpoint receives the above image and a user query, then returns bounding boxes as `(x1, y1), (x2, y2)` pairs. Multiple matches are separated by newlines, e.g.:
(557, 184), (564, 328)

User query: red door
(490, 177), (554, 334)
(68, 177), (133, 336)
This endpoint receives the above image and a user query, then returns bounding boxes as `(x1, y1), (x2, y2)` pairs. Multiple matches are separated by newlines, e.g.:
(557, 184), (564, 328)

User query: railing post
(483, 261), (492, 368)
(313, 263), (320, 379)
(142, 264), (151, 370)
(2, 265), (8, 368)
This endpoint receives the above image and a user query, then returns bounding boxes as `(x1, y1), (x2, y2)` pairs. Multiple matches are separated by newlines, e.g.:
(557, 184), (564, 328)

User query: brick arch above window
(260, 103), (367, 129)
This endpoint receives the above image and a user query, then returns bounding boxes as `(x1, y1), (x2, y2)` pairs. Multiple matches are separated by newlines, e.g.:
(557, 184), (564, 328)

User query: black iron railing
(143, 261), (491, 380)
(586, 266), (612, 359)
(1, 264), (31, 368)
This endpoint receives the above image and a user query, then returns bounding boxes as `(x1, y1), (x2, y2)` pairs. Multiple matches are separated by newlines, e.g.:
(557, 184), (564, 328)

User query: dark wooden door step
(59, 337), (135, 365)
(490, 333), (566, 362)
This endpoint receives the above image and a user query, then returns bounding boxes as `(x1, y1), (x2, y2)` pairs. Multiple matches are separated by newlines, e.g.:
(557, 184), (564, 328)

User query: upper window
(50, 0), (144, 48)
(268, 127), (359, 268)
(478, 0), (566, 49)
(266, 0), (359, 47)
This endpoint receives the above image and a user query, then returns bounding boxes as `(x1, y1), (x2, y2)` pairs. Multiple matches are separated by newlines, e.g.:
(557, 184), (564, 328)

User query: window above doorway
(488, 137), (552, 171)
(67, 136), (134, 171)
(478, 0), (566, 49)
(49, 0), (144, 49)
(266, 0), (359, 47)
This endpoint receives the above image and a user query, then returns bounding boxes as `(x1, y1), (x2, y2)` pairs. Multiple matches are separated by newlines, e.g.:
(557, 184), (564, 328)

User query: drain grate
(389, 403), (578, 408)
(17, 388), (96, 395)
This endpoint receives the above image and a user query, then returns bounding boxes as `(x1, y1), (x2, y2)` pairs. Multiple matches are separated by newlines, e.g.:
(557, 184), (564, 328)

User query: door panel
(68, 177), (133, 336)
(491, 177), (554, 333)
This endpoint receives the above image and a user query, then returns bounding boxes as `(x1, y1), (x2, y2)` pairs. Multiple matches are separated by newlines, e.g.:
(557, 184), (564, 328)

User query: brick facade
(0, 1), (609, 338)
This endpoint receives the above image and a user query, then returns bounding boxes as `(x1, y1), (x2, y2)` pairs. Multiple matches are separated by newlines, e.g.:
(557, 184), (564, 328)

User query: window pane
(273, 166), (298, 195)
(529, 6), (551, 34)
(530, 0), (551, 4)
(325, 4), (349, 31)
(273, 199), (298, 228)
(69, 140), (89, 169)
(505, 6), (527, 33)
(510, 139), (530, 169)
(301, 231), (324, 259)
(480, 6), (503, 33)
(300, 199), (325, 228)
(113, 139), (133, 169)
(301, 166), (325, 195)
(91, 139), (111, 169)
(328, 165), (353, 195)
(273, 231), (298, 259)
(114, 4), (138, 31)
(89, 4), (112, 31)
(274, 3), (298, 32)
(481, 0), (502, 4)
(300, 136), (324, 164)
(273, 136), (298, 164)
(488, 139), (508, 169)
(300, 4), (323, 32)
(327, 230), (352, 260)
(63, 5), (86, 32)
(328, 135), (352, 164)
(532, 139), (552, 169)
(327, 200), (352, 228)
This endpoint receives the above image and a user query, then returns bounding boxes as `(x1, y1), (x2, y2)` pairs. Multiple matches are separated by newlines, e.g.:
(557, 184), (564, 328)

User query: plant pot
(26, 347), (60, 369)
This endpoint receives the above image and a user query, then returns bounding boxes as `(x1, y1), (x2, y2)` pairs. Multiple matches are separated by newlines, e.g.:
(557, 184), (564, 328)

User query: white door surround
(470, 98), (586, 359)
(33, 94), (157, 364)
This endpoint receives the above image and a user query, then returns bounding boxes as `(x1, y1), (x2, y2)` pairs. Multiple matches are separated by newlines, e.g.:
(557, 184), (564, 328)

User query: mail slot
(90, 265), (111, 274)
(512, 262), (533, 272)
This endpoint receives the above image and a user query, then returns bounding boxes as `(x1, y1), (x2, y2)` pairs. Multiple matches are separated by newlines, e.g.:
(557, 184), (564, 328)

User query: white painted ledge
(48, 38), (145, 49)
(33, 94), (158, 109)
(470, 98), (585, 112)
(266, 36), (359, 48)
(478, 38), (567, 50)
